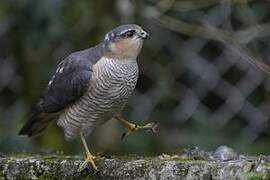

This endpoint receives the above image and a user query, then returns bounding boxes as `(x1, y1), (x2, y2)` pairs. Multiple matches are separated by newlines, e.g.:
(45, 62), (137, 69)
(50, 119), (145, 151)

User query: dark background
(1, 0), (270, 156)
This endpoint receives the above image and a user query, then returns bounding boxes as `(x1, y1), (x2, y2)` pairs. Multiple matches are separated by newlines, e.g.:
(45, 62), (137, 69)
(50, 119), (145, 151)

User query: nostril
(141, 31), (150, 39)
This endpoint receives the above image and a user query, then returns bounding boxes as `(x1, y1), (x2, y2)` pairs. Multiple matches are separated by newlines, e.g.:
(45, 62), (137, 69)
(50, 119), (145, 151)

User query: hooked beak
(140, 31), (150, 40)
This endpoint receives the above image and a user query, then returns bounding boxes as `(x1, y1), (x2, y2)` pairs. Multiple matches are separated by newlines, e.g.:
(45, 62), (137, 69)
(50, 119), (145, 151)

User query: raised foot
(121, 121), (159, 139)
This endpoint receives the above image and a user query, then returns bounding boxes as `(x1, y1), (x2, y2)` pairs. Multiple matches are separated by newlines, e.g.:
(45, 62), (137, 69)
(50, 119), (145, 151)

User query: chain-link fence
(126, 0), (270, 153)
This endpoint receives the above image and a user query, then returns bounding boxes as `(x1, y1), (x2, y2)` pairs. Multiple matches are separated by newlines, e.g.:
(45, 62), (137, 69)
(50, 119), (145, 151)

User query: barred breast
(57, 57), (139, 140)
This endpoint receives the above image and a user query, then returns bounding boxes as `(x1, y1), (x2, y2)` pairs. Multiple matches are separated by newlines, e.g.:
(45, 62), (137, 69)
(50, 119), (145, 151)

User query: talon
(143, 122), (159, 133)
(115, 116), (158, 139)
(150, 122), (159, 133)
(121, 130), (132, 140)
(79, 154), (98, 171)
(121, 132), (127, 140)
(79, 132), (98, 171)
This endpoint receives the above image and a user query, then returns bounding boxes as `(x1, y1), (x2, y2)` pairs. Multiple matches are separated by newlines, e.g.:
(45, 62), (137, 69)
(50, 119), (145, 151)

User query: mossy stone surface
(1, 153), (270, 179)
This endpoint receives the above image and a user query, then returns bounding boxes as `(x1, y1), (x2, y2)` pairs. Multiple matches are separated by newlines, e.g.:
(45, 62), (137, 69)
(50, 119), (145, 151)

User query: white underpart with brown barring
(57, 56), (139, 140)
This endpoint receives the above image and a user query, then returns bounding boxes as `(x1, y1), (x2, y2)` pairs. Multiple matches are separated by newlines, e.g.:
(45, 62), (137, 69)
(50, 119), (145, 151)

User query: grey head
(102, 24), (150, 59)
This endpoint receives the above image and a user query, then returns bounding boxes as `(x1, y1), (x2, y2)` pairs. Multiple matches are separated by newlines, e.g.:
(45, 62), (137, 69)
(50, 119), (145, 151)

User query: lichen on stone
(1, 148), (270, 179)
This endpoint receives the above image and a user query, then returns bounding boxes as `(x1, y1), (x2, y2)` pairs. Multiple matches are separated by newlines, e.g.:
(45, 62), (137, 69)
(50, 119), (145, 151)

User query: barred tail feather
(19, 110), (57, 137)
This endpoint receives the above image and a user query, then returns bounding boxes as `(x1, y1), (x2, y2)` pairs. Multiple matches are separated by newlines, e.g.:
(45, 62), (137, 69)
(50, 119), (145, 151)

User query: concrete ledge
(1, 148), (270, 179)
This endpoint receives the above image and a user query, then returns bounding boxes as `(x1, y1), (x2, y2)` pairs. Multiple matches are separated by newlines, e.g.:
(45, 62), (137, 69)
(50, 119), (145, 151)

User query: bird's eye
(121, 30), (135, 38)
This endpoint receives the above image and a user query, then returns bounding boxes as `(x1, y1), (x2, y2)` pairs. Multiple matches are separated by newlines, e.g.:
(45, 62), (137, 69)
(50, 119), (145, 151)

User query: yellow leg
(79, 132), (97, 171)
(115, 116), (158, 139)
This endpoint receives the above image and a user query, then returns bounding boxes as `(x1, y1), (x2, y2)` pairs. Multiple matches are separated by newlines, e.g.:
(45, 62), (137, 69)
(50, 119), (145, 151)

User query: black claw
(147, 121), (158, 133)
(121, 132), (127, 140)
(152, 122), (159, 133)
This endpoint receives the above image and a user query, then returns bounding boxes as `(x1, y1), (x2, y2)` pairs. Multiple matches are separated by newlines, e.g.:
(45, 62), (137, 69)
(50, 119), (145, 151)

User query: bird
(19, 24), (158, 171)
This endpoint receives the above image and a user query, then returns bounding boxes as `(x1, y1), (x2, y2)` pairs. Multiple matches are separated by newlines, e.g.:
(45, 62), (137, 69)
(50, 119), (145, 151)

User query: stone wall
(1, 147), (270, 179)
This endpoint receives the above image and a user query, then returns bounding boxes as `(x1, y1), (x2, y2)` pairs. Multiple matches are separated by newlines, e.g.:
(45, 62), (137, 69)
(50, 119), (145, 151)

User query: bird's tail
(19, 110), (58, 137)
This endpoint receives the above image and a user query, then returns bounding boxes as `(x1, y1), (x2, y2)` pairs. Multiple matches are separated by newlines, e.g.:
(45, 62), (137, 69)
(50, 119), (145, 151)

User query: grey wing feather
(39, 45), (104, 113)
(19, 44), (105, 136)
(38, 59), (92, 113)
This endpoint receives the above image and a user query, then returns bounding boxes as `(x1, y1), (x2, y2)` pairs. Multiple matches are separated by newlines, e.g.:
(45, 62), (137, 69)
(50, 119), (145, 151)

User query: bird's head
(104, 24), (150, 59)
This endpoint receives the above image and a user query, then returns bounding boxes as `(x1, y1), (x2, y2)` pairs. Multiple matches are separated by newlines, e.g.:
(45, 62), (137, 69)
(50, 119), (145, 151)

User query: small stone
(213, 145), (238, 161)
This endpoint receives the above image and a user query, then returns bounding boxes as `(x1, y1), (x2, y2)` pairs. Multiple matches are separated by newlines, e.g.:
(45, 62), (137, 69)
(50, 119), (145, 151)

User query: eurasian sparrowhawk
(19, 24), (157, 170)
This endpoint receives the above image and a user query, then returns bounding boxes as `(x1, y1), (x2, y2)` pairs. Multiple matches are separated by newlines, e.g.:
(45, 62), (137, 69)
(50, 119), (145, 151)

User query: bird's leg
(115, 116), (158, 139)
(79, 132), (97, 171)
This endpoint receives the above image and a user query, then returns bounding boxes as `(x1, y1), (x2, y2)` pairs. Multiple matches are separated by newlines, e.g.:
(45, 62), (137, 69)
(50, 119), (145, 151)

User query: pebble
(213, 145), (238, 161)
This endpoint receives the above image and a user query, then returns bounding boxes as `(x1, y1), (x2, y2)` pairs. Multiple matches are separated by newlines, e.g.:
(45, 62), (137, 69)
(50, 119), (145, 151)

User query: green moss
(174, 158), (209, 164)
(245, 172), (264, 180)
(0, 171), (5, 178)
(175, 157), (196, 162)
(115, 154), (144, 159)
(84, 173), (94, 180)
(9, 153), (32, 159)
(8, 154), (81, 162)
(39, 155), (80, 161)
(261, 161), (270, 168)
(38, 173), (59, 180)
